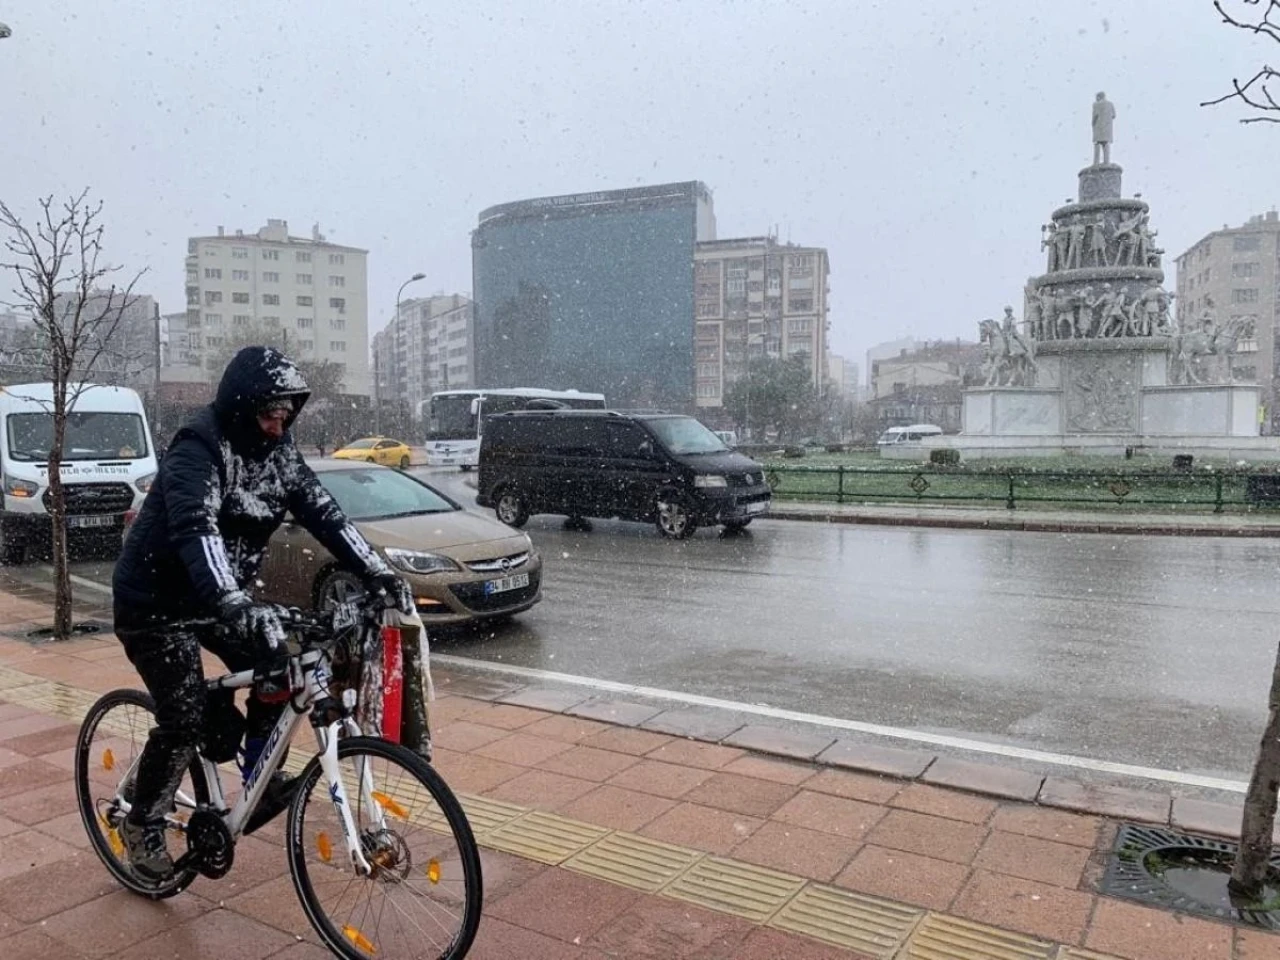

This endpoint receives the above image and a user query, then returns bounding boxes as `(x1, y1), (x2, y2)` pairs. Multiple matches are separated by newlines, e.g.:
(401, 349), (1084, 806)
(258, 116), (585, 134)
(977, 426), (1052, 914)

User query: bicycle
(74, 595), (483, 960)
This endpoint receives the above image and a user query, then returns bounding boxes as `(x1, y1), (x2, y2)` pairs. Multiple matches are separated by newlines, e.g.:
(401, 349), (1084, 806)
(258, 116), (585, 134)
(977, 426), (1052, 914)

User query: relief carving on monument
(1065, 353), (1138, 432)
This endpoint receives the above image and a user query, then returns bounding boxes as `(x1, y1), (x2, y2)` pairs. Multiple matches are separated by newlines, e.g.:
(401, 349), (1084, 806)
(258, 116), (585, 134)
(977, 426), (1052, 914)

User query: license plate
(484, 572), (530, 595)
(746, 501), (768, 515)
(68, 515), (115, 529)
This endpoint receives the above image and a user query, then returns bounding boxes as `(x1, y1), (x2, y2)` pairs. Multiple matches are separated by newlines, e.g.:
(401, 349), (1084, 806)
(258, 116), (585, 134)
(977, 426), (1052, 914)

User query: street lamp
(379, 272), (426, 435)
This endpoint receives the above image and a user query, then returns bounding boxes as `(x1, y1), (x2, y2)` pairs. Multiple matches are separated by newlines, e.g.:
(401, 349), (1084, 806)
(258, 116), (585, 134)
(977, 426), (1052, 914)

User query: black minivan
(476, 411), (771, 538)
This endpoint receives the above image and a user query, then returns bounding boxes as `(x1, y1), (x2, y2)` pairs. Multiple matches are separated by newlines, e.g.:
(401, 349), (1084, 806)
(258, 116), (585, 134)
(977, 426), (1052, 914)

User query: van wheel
(655, 495), (697, 540)
(495, 490), (530, 528)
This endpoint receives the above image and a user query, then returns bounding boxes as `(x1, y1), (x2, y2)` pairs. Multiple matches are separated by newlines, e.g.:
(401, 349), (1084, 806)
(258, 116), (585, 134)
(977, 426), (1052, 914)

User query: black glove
(218, 594), (287, 656)
(364, 572), (415, 616)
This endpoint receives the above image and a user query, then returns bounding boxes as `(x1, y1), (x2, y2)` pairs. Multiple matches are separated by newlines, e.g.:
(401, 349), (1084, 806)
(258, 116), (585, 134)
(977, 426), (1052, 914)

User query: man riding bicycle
(112, 345), (413, 881)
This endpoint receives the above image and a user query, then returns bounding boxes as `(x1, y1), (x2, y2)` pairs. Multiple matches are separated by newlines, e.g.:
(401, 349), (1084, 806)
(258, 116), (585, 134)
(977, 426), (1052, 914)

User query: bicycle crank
(176, 809), (235, 879)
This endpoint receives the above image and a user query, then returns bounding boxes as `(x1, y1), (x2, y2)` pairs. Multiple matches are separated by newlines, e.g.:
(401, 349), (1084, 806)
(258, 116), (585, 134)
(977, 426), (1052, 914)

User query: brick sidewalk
(0, 593), (1275, 958)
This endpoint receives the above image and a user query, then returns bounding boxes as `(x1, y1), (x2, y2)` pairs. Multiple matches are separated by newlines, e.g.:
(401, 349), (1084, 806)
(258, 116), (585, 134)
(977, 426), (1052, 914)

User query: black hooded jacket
(113, 346), (388, 623)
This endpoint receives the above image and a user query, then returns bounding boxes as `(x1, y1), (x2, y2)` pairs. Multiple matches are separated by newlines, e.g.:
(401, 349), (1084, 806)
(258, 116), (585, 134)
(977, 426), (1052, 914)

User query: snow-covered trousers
(116, 620), (282, 826)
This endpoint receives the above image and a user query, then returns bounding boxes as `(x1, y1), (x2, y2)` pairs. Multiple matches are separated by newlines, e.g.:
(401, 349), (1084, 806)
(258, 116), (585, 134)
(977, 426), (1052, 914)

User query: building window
(204, 313), (221, 325)
(788, 298), (813, 312)
(204, 247), (219, 257)
(1234, 288), (1260, 304)
(297, 295), (313, 306)
(299, 338), (314, 351)
(1233, 262), (1260, 278)
(204, 267), (222, 279)
(263, 271), (280, 282)
(188, 239), (198, 254)
(205, 336), (223, 347)
(331, 318), (346, 330)
(696, 362), (719, 378)
(263, 249), (279, 261)
(232, 247), (248, 259)
(328, 275), (346, 287)
(296, 251), (312, 263)
(329, 297), (346, 312)
(262, 294), (280, 305)
(329, 253), (345, 265)
(696, 383), (719, 398)
(1234, 236), (1262, 253)
(726, 266), (747, 297)
(296, 317), (314, 329)
(261, 315), (280, 325)
(186, 269), (198, 282)
(788, 318), (812, 335)
(232, 269), (250, 281)
(228, 292), (248, 304)
(205, 291), (223, 304)
(233, 315), (251, 326)
(329, 340), (347, 352)
(296, 274), (312, 285)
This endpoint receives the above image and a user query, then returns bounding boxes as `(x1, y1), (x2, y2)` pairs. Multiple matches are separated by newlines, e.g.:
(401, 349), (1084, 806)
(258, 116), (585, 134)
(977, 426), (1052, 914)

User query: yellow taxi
(332, 437), (413, 469)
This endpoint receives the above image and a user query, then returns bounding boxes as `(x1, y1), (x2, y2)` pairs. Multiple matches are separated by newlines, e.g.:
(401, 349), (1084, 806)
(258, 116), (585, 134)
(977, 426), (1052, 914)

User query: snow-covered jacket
(113, 346), (388, 622)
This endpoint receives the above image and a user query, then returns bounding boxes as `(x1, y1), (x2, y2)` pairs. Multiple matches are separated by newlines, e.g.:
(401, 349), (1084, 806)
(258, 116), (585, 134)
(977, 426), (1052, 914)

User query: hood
(213, 346), (310, 455)
(355, 510), (531, 555)
(667, 449), (763, 474)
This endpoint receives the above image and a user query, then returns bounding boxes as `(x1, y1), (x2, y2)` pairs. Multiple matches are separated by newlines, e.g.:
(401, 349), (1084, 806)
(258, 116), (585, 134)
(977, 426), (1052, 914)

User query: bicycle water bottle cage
(253, 658), (293, 704)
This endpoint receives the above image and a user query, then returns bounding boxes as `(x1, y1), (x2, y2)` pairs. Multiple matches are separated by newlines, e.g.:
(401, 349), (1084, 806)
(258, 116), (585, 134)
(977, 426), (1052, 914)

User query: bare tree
(1204, 0), (1280, 123)
(0, 192), (144, 640)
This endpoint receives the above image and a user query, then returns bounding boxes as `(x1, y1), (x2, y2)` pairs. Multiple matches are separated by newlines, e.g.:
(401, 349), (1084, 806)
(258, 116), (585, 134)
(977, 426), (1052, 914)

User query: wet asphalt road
(46, 466), (1280, 782)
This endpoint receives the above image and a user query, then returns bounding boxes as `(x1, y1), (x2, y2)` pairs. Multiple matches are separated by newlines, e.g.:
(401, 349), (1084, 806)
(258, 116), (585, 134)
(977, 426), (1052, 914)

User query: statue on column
(1088, 215), (1109, 266)
(1065, 218), (1088, 269)
(1092, 92), (1116, 165)
(1112, 210), (1144, 266)
(1042, 223), (1061, 272)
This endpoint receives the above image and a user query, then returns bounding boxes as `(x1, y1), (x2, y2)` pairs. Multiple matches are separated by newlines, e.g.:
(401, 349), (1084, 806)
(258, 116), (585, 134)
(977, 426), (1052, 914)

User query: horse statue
(1170, 314), (1246, 385)
(979, 312), (1039, 387)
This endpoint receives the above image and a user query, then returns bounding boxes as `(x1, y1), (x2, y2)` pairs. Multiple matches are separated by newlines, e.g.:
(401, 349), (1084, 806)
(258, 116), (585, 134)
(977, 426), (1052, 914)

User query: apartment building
(1175, 210), (1280, 431)
(180, 219), (371, 395)
(693, 237), (830, 409)
(372, 294), (475, 417)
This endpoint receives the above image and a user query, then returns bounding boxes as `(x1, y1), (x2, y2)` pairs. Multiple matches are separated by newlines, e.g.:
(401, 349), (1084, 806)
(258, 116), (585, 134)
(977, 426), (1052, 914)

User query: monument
(901, 93), (1268, 460)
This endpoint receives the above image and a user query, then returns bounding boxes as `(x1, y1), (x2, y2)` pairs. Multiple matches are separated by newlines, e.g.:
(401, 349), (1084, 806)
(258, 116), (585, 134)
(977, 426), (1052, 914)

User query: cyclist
(112, 345), (413, 881)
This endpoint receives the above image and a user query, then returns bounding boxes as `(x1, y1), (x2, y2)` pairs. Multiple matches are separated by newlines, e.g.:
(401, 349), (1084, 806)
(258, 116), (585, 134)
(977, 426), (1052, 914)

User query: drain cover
(26, 620), (106, 643)
(1102, 823), (1280, 929)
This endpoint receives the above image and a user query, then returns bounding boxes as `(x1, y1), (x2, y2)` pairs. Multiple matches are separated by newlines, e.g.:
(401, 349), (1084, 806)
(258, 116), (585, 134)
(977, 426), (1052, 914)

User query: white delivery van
(0, 383), (157, 563)
(876, 424), (944, 446)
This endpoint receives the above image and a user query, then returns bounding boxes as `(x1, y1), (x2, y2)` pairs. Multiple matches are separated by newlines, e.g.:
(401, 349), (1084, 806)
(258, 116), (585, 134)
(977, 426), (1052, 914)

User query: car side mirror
(638, 440), (655, 458)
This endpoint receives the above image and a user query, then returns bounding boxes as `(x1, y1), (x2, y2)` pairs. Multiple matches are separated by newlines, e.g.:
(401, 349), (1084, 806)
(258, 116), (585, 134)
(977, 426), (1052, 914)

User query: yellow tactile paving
(901, 913), (1055, 960)
(484, 809), (610, 864)
(770, 884), (922, 958)
(563, 830), (703, 893)
(456, 793), (526, 834)
(0, 664), (42, 691)
(663, 855), (806, 923)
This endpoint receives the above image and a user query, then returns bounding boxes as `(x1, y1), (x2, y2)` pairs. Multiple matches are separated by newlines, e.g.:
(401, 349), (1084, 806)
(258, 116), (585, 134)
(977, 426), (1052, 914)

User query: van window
(906, 432), (921, 441)
(7, 412), (150, 462)
(605, 422), (651, 458)
(543, 417), (608, 458)
(644, 417), (726, 455)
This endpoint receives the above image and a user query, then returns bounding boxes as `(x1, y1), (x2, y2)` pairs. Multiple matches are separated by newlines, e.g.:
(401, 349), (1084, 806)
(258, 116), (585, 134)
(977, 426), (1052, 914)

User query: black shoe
(121, 819), (174, 881)
(243, 772), (301, 836)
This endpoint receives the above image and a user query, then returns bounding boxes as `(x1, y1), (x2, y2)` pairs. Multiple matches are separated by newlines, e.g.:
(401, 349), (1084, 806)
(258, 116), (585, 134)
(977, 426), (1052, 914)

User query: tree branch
(1209, 2), (1280, 121)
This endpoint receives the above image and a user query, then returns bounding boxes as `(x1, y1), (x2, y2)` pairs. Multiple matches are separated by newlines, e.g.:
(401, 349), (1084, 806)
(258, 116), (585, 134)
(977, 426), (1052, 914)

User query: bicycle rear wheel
(286, 736), (482, 960)
(74, 688), (209, 899)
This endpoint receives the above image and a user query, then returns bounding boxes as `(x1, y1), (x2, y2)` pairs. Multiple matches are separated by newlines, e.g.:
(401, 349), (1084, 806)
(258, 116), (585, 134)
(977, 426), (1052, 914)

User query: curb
(767, 507), (1280, 538)
(434, 665), (1252, 841)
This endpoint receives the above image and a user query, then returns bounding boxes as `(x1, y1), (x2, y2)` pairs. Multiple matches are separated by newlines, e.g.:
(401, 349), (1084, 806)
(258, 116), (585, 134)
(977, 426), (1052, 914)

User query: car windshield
(343, 439), (378, 450)
(645, 417), (728, 455)
(317, 468), (457, 521)
(7, 412), (149, 462)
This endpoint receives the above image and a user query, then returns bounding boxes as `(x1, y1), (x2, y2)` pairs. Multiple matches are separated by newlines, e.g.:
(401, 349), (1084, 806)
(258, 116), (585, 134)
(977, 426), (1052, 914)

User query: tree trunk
(1232, 642), (1280, 899)
(47, 381), (73, 642)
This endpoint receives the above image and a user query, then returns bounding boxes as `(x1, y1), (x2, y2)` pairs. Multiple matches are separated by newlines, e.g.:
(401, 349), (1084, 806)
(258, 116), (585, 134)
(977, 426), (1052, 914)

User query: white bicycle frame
(116, 645), (385, 876)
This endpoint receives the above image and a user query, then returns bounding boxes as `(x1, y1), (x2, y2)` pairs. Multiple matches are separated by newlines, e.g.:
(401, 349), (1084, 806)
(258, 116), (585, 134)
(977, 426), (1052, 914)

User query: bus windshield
(427, 394), (480, 441)
(7, 412), (150, 462)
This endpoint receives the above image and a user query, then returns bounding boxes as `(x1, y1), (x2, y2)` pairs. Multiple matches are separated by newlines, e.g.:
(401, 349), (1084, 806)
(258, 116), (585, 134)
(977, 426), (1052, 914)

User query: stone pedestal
(1078, 163), (1123, 202)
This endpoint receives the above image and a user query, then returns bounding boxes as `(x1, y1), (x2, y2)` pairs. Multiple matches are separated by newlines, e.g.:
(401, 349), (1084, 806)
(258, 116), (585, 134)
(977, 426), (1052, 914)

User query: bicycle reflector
(382, 624), (403, 744)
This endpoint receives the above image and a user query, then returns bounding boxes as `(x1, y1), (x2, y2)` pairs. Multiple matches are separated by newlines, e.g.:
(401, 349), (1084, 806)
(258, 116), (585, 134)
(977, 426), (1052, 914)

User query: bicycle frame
(117, 644), (384, 876)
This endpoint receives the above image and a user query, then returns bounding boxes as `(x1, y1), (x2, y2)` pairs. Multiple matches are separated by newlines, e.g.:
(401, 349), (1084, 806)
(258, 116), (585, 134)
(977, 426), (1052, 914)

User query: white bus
(0, 382), (158, 563)
(424, 388), (607, 469)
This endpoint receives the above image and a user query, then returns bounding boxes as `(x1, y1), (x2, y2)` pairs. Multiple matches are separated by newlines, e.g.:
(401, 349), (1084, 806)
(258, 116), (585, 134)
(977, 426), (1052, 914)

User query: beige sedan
(258, 460), (541, 625)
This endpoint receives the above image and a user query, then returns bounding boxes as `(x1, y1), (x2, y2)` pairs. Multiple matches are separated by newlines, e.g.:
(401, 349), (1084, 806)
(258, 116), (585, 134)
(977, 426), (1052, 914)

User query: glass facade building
(472, 182), (716, 410)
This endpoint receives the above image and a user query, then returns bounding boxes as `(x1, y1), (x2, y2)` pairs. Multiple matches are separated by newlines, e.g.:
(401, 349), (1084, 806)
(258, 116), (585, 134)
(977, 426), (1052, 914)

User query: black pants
(116, 618), (281, 826)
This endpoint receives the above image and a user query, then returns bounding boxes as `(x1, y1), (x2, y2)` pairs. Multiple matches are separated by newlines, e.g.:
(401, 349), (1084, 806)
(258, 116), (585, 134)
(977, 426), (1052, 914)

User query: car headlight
(384, 547), (459, 575)
(694, 475), (728, 488)
(135, 473), (156, 494)
(4, 477), (38, 498)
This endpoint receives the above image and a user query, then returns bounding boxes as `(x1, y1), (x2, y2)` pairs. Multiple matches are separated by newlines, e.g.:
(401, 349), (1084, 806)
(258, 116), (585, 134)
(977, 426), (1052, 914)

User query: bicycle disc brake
(183, 809), (235, 879)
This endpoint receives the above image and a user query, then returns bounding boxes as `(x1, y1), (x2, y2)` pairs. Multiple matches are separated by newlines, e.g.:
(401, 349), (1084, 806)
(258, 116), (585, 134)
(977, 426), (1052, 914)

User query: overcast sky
(0, 1), (1273, 376)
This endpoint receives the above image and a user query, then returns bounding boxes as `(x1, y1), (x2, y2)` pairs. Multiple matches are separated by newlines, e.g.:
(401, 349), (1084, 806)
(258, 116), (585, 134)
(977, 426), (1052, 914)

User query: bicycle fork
(315, 719), (380, 876)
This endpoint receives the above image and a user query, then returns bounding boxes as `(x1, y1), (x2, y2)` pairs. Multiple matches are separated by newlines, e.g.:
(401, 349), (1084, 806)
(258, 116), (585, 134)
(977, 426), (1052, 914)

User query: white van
(0, 383), (157, 563)
(876, 424), (944, 446)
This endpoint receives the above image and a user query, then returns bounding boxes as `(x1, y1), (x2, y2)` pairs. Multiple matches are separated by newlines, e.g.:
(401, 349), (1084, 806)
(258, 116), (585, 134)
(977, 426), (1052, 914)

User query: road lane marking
(431, 654), (1249, 794)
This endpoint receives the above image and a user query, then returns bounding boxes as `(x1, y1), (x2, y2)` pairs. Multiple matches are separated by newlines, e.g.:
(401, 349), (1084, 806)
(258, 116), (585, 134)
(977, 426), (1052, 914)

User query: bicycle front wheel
(287, 736), (483, 960)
